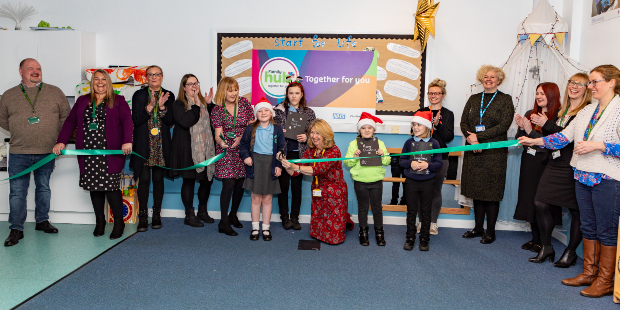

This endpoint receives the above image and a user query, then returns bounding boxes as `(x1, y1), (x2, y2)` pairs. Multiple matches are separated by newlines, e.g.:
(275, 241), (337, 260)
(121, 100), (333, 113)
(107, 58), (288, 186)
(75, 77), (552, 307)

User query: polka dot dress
(79, 103), (121, 191)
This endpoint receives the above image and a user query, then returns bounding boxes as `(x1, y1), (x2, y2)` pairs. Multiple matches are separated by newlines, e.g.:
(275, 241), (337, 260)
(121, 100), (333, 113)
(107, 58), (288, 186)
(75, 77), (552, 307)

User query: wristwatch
(295, 166), (301, 173)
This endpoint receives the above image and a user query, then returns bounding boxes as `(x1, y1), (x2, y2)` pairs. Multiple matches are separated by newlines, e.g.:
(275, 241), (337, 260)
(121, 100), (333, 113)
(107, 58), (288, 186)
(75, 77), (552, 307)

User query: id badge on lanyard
(312, 149), (325, 198)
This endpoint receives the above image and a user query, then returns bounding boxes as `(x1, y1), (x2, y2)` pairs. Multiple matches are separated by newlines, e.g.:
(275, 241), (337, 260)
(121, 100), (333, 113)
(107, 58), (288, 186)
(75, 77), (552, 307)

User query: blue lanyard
(480, 91), (498, 124)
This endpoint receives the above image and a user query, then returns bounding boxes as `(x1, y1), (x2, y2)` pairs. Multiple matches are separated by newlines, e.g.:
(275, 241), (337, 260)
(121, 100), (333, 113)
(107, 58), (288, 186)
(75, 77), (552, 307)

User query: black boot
(290, 216), (302, 230)
(281, 215), (294, 230)
(151, 205), (162, 229)
(403, 237), (415, 251)
(197, 205), (215, 224)
(529, 245), (555, 263)
(110, 222), (125, 240)
(4, 229), (24, 246)
(419, 237), (429, 251)
(554, 249), (578, 268)
(137, 209), (148, 232)
(93, 217), (106, 237)
(184, 209), (204, 228)
(228, 214), (243, 228)
(218, 220), (238, 236)
(375, 227), (386, 246)
(359, 227), (369, 246)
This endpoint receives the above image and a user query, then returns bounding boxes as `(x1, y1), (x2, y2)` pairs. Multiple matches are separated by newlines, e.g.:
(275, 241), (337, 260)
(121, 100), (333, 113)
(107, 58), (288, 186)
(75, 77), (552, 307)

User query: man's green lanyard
(20, 83), (43, 125)
(584, 96), (616, 141)
(89, 99), (104, 130)
(223, 101), (238, 139)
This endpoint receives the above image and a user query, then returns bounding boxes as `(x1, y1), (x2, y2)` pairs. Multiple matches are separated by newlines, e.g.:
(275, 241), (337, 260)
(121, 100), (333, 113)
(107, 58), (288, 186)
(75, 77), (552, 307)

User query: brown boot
(580, 244), (617, 298)
(562, 239), (601, 287)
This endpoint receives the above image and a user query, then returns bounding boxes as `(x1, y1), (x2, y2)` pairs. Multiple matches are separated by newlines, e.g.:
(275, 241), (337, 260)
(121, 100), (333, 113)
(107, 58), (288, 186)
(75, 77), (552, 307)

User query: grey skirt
(243, 153), (281, 195)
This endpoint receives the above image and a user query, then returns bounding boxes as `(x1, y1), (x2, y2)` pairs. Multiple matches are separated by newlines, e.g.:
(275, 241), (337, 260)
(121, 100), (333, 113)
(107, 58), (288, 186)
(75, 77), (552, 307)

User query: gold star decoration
(413, 0), (440, 52)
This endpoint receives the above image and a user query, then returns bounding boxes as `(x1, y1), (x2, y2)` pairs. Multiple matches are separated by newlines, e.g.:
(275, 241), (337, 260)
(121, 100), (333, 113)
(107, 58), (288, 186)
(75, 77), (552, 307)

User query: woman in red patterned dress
(281, 119), (349, 244)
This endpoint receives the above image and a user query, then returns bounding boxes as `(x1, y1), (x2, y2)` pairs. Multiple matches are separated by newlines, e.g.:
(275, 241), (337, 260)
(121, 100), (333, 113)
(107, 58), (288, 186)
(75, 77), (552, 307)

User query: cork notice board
(218, 33), (426, 116)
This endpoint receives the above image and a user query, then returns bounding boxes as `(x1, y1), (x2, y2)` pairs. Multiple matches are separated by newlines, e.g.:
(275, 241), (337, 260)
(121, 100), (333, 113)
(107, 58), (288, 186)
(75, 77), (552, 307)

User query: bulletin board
(217, 33), (426, 116)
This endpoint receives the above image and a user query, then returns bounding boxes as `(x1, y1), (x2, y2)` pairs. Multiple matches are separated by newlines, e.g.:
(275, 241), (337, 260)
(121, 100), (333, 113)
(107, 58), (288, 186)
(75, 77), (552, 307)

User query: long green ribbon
(288, 140), (520, 164)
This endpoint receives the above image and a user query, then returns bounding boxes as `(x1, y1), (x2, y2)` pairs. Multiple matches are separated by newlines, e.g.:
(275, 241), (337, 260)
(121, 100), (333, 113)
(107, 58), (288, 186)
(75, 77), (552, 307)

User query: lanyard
(223, 101), (238, 134)
(92, 99), (104, 120)
(559, 106), (570, 127)
(313, 149), (325, 185)
(479, 91), (498, 124)
(584, 96), (615, 140)
(20, 83), (43, 116)
(148, 88), (162, 125)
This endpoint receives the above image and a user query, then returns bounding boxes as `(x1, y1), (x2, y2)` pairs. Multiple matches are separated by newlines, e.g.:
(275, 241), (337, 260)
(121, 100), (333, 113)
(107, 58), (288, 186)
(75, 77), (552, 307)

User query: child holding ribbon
(400, 111), (443, 251)
(344, 112), (390, 246)
(239, 97), (285, 241)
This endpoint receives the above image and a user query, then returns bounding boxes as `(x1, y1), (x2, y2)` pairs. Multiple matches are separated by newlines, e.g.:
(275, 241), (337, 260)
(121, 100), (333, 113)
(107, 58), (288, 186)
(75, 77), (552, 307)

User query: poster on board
(591, 0), (620, 24)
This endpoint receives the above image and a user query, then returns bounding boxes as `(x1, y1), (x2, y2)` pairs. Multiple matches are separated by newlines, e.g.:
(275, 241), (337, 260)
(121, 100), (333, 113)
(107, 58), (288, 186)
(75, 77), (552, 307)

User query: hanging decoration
(413, 0), (439, 52)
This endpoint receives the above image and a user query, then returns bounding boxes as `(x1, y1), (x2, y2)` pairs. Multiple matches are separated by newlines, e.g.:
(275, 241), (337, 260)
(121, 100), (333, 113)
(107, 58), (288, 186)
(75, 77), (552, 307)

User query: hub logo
(333, 113), (346, 119)
(259, 57), (299, 99)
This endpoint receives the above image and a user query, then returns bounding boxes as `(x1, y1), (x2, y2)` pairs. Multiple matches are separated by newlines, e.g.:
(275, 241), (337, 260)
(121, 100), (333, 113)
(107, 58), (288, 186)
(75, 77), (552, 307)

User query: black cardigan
(129, 87), (175, 180)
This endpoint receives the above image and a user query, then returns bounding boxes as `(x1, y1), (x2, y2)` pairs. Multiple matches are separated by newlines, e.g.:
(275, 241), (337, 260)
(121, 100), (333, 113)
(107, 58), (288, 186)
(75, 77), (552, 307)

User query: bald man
(0, 58), (71, 246)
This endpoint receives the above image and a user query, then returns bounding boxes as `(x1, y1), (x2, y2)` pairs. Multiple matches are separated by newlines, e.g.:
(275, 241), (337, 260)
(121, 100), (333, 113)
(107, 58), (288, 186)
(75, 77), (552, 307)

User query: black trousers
(353, 180), (383, 228)
(390, 156), (405, 202)
(90, 190), (123, 223)
(220, 178), (244, 221)
(278, 151), (304, 219)
(137, 166), (165, 213)
(404, 178), (433, 240)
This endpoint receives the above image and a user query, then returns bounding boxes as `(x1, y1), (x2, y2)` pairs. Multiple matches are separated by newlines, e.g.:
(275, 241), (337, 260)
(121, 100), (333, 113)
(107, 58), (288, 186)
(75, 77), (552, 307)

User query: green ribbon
(288, 140), (520, 164)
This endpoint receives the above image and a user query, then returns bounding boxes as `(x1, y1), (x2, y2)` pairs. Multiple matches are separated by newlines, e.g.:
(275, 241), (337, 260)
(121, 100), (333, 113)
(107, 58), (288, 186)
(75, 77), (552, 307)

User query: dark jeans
(431, 159), (449, 223)
(278, 151), (303, 219)
(137, 166), (165, 212)
(404, 178), (433, 240)
(353, 180), (383, 229)
(575, 179), (620, 246)
(8, 153), (55, 231)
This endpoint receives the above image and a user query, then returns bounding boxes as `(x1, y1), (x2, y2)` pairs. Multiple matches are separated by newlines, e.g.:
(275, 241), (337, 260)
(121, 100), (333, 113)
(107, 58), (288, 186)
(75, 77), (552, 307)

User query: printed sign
(409, 141), (432, 175)
(284, 111), (308, 139)
(357, 137), (382, 166)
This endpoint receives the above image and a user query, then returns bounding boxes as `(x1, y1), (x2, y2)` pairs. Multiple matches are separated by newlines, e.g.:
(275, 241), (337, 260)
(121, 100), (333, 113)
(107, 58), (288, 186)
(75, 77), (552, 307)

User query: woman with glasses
(130, 65), (175, 232)
(520, 65), (620, 298)
(417, 78), (454, 235)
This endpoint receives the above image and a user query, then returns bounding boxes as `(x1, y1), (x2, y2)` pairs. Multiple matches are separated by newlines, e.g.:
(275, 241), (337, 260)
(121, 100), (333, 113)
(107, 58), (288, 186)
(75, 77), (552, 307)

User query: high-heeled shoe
(228, 215), (243, 228)
(554, 249), (578, 268)
(529, 245), (555, 263)
(218, 221), (238, 236)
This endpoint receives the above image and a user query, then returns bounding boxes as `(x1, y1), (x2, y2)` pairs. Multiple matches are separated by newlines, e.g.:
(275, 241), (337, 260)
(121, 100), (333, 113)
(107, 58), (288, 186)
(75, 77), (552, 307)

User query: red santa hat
(253, 97), (275, 117)
(357, 112), (384, 130)
(411, 110), (433, 130)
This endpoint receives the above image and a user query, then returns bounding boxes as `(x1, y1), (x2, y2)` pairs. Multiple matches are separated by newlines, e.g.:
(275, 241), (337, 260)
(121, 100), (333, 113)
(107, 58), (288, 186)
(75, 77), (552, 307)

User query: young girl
(344, 113), (390, 246)
(240, 97), (286, 241)
(399, 111), (443, 251)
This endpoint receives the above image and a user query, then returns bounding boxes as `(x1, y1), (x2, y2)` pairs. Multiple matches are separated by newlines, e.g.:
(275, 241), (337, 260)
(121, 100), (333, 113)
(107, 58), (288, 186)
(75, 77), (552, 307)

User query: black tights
(181, 177), (213, 211)
(90, 190), (123, 223)
(473, 200), (500, 237)
(137, 166), (165, 212)
(220, 178), (244, 221)
(535, 201), (582, 250)
(529, 221), (541, 245)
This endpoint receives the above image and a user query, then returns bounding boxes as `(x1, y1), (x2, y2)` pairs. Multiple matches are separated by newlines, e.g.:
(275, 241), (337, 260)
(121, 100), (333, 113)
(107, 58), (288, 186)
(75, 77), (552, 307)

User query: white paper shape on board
(386, 59), (421, 80)
(236, 77), (252, 96)
(377, 66), (388, 81)
(387, 43), (421, 58)
(225, 59), (252, 77)
(222, 40), (253, 58)
(384, 80), (418, 101)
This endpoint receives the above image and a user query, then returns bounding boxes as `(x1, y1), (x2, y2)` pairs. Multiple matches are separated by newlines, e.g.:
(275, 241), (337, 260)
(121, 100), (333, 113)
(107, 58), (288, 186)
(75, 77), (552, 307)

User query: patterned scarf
(187, 95), (215, 179)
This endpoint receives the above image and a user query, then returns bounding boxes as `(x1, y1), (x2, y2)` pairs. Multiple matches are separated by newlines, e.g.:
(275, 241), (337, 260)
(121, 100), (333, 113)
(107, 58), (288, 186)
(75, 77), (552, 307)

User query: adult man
(0, 58), (71, 246)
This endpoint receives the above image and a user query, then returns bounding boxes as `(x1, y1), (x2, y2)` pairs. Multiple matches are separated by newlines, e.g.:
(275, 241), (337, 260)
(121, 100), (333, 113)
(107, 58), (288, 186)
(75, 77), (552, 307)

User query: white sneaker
(416, 222), (421, 233)
(430, 223), (438, 235)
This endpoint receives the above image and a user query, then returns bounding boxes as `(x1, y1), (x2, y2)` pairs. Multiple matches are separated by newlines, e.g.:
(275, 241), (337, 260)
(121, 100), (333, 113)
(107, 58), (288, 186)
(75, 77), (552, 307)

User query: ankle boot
(218, 220), (238, 236)
(110, 222), (125, 240)
(151, 205), (162, 229)
(554, 249), (578, 268)
(580, 244), (616, 298)
(359, 227), (369, 246)
(93, 217), (106, 237)
(528, 245), (555, 263)
(184, 209), (204, 228)
(281, 215), (294, 230)
(291, 216), (302, 230)
(197, 205), (214, 223)
(562, 239), (601, 287)
(228, 214), (243, 228)
(137, 208), (148, 232)
(375, 227), (386, 246)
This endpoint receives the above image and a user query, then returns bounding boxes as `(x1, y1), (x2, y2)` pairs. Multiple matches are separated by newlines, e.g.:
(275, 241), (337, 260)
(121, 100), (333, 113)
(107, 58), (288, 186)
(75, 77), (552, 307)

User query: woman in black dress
(169, 74), (216, 228)
(130, 65), (175, 232)
(513, 83), (561, 256)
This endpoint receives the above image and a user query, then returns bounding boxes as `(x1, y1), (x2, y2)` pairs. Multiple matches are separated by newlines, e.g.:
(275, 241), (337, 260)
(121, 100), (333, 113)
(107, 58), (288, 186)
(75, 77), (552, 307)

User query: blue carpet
(18, 219), (617, 309)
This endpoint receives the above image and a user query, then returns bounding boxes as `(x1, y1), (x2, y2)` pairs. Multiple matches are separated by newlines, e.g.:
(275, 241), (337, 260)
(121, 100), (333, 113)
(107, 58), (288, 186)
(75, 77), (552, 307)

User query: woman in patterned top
(211, 77), (255, 236)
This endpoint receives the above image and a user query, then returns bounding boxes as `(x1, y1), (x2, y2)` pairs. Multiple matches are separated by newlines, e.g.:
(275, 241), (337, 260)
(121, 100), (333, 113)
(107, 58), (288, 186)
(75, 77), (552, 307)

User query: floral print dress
(211, 97), (254, 179)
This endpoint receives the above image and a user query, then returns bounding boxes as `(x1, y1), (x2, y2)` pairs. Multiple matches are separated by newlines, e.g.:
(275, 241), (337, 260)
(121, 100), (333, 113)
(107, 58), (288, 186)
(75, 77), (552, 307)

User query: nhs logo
(333, 113), (345, 119)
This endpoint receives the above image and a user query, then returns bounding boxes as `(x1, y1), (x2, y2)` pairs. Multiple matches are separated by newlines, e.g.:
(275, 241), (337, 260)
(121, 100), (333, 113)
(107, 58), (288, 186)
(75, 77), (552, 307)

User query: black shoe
(93, 219), (106, 237)
(4, 229), (24, 246)
(218, 221), (238, 236)
(35, 220), (59, 233)
(522, 241), (535, 250)
(184, 213), (205, 228)
(403, 237), (415, 251)
(137, 210), (148, 232)
(346, 222), (354, 231)
(110, 223), (125, 240)
(554, 249), (578, 268)
(375, 227), (386, 246)
(281, 216), (294, 230)
(480, 234), (496, 244)
(262, 230), (272, 241)
(291, 218), (302, 230)
(529, 245), (555, 263)
(389, 198), (398, 205)
(250, 230), (260, 241)
(463, 229), (484, 238)
(151, 205), (162, 229)
(419, 238), (429, 251)
(228, 215), (243, 228)
(359, 227), (369, 246)
(197, 205), (215, 223)
(530, 244), (542, 253)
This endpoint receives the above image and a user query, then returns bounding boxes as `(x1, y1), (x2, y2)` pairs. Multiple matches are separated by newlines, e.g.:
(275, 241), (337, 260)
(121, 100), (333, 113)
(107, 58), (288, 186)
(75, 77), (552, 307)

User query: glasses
(567, 80), (586, 88)
(587, 79), (607, 87)
(427, 92), (443, 96)
(185, 82), (200, 87)
(147, 73), (162, 78)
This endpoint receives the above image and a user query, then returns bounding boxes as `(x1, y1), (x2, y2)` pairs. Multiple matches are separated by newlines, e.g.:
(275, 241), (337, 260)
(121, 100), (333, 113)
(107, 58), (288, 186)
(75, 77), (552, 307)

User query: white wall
(578, 0), (620, 68)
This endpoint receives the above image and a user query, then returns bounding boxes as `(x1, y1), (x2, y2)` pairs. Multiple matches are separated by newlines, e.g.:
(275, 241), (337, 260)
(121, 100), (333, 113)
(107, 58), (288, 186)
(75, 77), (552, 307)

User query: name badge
(28, 116), (40, 125)
(552, 150), (561, 159)
(475, 125), (485, 132)
(88, 123), (98, 130)
(312, 189), (322, 197)
(226, 132), (236, 139)
(527, 147), (536, 156)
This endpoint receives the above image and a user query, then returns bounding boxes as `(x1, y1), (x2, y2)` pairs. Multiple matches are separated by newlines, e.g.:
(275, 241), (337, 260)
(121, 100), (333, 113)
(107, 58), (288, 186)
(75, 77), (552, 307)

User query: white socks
(263, 224), (270, 235)
(252, 222), (260, 235)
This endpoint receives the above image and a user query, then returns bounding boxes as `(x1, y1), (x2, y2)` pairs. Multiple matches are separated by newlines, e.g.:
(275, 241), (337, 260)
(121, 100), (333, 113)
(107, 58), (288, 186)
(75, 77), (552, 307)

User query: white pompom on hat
(411, 110), (433, 130)
(253, 96), (275, 117)
(357, 112), (384, 130)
